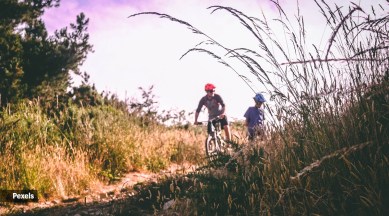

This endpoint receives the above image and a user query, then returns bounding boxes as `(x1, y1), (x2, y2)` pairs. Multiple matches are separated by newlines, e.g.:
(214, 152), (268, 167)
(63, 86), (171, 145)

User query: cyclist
(244, 93), (266, 141)
(194, 83), (231, 141)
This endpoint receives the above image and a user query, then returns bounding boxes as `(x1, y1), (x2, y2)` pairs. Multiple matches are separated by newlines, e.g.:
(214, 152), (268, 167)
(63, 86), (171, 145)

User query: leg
(254, 124), (265, 141)
(223, 125), (231, 141)
(207, 122), (213, 134)
(248, 131), (254, 141)
(220, 116), (231, 141)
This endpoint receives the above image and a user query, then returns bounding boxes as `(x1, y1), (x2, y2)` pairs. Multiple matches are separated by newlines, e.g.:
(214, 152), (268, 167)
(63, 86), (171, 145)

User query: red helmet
(204, 83), (216, 91)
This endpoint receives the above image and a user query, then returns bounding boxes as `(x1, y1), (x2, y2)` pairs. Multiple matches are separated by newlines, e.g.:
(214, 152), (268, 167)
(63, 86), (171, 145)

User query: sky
(42, 0), (382, 122)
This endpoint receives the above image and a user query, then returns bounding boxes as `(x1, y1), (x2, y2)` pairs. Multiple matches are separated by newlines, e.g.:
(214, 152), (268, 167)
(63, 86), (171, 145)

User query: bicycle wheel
(205, 136), (222, 160)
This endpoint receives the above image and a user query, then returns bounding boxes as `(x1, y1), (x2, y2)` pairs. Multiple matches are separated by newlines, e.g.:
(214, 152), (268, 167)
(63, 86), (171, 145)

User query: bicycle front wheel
(205, 136), (222, 160)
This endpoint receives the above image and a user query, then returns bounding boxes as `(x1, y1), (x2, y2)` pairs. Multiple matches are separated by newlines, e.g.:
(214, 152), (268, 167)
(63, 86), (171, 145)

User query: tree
(0, 0), (93, 106)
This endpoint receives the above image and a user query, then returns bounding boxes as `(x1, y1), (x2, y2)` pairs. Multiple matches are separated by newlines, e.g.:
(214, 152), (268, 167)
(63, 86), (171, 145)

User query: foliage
(0, 0), (202, 212)
(1, 0), (388, 215)
(0, 92), (204, 200)
(127, 0), (389, 215)
(0, 0), (93, 105)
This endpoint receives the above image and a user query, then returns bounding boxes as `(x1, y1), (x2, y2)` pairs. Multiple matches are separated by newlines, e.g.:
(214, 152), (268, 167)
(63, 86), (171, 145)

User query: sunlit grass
(126, 0), (389, 215)
(1, 1), (388, 215)
(0, 100), (204, 201)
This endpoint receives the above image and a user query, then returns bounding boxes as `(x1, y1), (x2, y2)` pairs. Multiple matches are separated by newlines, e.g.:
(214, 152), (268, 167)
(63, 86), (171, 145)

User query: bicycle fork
(212, 132), (223, 152)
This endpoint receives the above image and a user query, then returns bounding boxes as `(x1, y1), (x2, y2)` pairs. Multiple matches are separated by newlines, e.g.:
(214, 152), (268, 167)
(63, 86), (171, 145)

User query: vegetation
(0, 0), (388, 215)
(0, 0), (203, 204)
(0, 0), (92, 105)
(127, 1), (389, 215)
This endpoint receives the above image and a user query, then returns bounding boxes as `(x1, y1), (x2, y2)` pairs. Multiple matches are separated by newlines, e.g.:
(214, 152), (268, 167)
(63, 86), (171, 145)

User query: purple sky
(42, 0), (384, 121)
(43, 0), (279, 36)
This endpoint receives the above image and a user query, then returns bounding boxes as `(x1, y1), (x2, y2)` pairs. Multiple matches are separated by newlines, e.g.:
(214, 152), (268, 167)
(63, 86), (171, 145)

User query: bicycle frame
(195, 116), (229, 160)
(205, 117), (225, 158)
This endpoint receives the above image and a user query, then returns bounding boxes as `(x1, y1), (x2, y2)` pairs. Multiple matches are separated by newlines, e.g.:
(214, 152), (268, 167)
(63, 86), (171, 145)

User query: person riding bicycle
(194, 83), (231, 141)
(244, 93), (266, 141)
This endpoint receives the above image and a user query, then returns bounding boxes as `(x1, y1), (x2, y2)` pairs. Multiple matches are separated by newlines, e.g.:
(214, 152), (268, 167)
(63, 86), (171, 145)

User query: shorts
(207, 116), (229, 134)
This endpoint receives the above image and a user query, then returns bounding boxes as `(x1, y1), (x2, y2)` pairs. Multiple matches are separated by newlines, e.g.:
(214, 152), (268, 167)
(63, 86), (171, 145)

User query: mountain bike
(196, 116), (234, 161)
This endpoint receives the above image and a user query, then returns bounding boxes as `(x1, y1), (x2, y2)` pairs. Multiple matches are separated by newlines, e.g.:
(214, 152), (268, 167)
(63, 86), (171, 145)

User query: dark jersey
(196, 94), (225, 119)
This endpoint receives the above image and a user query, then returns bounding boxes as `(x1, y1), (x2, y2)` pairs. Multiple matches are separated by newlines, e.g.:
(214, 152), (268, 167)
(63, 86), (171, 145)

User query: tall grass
(0, 98), (204, 201)
(128, 0), (388, 215)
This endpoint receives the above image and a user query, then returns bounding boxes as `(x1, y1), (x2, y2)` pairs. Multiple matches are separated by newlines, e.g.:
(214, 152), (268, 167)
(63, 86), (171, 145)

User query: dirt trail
(1, 163), (197, 216)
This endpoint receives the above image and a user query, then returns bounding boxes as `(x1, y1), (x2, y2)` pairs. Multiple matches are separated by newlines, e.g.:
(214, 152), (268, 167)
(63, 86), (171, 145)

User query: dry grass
(127, 0), (389, 215)
(0, 1), (387, 215)
(0, 100), (205, 201)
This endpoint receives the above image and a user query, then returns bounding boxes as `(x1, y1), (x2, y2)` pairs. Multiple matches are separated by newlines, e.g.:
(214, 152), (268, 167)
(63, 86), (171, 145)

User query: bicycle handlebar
(209, 116), (221, 122)
(194, 116), (221, 125)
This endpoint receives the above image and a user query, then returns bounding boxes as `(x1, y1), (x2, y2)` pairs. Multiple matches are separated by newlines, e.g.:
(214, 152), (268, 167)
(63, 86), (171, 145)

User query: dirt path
(1, 163), (197, 216)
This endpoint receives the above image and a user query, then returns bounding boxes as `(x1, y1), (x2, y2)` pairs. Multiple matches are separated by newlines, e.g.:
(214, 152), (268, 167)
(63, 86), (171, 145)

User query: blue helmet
(253, 93), (266, 102)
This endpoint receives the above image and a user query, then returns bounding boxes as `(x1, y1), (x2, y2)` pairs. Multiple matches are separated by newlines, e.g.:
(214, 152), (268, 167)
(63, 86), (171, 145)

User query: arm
(215, 94), (226, 118)
(194, 111), (200, 124)
(220, 105), (226, 118)
(262, 109), (265, 121)
(194, 97), (204, 124)
(244, 107), (250, 127)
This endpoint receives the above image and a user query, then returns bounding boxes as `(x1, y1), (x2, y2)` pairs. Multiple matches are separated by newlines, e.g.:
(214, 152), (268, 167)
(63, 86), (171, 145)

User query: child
(194, 83), (231, 141)
(244, 93), (266, 141)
